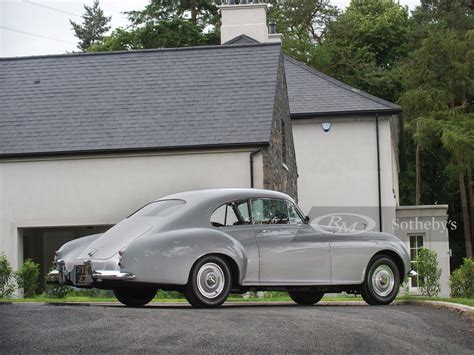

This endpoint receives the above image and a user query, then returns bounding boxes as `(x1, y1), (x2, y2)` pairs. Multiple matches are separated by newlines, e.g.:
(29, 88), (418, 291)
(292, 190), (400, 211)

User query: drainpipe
(375, 114), (383, 232)
(250, 149), (261, 188)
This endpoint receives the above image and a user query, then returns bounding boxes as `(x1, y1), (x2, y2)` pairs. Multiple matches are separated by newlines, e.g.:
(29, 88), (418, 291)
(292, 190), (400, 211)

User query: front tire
(184, 255), (231, 308)
(288, 290), (324, 305)
(360, 255), (400, 305)
(113, 287), (157, 307)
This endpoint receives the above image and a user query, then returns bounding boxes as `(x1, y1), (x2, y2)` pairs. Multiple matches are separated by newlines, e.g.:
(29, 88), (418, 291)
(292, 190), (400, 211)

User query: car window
(251, 199), (289, 224)
(211, 200), (251, 227)
(287, 201), (303, 225)
(130, 200), (186, 218)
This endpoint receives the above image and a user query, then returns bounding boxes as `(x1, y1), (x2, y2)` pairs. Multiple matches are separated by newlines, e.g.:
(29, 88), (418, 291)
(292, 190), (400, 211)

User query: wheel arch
(191, 253), (241, 288)
(370, 250), (405, 282)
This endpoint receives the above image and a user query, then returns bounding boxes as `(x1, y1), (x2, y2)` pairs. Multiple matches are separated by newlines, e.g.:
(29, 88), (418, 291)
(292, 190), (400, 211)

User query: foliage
(450, 257), (474, 298)
(415, 248), (442, 297)
(70, 0), (111, 51)
(0, 253), (16, 298)
(89, 0), (218, 51)
(44, 268), (71, 298)
(309, 0), (411, 102)
(16, 259), (40, 298)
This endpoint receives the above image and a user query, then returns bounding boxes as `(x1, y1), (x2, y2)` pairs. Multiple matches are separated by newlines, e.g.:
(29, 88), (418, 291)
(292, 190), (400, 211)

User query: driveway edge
(397, 300), (474, 317)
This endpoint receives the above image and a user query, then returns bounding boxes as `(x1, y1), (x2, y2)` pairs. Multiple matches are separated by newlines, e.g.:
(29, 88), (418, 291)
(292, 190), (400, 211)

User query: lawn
(1, 294), (473, 307)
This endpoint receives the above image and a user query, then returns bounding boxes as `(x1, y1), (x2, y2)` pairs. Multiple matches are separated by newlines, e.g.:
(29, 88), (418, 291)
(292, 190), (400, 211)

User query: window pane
(251, 199), (289, 224)
(211, 200), (250, 227)
(287, 202), (303, 224)
(417, 235), (424, 247)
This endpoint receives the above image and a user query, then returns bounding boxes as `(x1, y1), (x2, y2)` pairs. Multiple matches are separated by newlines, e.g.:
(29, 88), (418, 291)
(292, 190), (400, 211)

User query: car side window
(211, 200), (251, 227)
(251, 199), (289, 224)
(287, 202), (303, 225)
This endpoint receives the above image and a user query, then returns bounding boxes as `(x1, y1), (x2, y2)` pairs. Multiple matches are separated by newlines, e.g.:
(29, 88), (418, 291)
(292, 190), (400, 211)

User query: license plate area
(75, 264), (93, 285)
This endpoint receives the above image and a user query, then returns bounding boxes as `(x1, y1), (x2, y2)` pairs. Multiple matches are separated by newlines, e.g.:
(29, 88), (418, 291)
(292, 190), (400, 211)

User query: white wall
(396, 205), (451, 297)
(292, 116), (398, 233)
(0, 148), (263, 270)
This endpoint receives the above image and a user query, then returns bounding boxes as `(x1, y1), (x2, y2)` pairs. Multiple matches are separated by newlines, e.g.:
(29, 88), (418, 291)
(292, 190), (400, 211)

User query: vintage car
(48, 188), (412, 308)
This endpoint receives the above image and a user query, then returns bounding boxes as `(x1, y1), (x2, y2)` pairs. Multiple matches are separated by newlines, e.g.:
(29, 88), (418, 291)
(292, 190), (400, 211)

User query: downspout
(375, 114), (383, 232)
(250, 149), (261, 188)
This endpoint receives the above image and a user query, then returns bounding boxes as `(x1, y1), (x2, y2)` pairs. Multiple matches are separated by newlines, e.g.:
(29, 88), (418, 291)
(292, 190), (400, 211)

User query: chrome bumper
(47, 268), (135, 285)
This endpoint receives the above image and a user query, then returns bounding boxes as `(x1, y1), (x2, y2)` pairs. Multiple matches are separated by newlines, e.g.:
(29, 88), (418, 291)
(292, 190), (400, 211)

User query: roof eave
(0, 142), (270, 160)
(290, 109), (401, 119)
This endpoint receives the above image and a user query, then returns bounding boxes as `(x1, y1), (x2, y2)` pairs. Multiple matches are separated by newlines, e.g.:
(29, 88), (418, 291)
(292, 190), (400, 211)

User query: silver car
(48, 188), (412, 308)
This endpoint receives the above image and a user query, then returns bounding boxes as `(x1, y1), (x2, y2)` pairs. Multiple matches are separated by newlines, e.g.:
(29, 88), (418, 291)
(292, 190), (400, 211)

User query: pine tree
(70, 0), (111, 51)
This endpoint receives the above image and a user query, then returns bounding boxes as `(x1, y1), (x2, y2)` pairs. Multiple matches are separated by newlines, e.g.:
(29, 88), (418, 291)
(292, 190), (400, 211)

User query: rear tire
(288, 290), (324, 305)
(113, 287), (157, 307)
(184, 255), (231, 308)
(360, 255), (400, 305)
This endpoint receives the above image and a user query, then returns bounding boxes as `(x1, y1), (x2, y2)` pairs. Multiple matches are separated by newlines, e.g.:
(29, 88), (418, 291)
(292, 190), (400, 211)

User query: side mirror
(304, 216), (310, 224)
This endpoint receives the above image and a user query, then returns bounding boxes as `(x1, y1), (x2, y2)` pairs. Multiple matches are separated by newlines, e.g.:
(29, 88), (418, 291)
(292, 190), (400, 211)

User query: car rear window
(130, 199), (186, 218)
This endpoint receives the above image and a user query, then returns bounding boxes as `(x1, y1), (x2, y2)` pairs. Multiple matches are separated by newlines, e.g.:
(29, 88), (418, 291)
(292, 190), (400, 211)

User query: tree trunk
(415, 140), (421, 205)
(468, 167), (474, 251)
(459, 170), (472, 258)
(190, 0), (197, 25)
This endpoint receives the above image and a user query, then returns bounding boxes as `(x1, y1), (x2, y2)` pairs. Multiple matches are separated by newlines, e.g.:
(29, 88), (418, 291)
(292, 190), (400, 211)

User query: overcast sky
(0, 0), (421, 57)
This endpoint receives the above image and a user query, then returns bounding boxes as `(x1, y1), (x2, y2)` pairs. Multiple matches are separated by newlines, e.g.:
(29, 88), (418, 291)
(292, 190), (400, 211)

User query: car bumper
(47, 259), (135, 286)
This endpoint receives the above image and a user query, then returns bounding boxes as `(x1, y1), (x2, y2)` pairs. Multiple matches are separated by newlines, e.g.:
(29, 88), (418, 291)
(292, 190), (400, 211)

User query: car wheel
(184, 255), (231, 308)
(113, 287), (157, 307)
(361, 255), (400, 305)
(288, 290), (324, 305)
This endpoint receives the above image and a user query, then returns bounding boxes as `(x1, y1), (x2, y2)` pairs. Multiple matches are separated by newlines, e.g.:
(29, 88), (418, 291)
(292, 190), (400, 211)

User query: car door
(210, 199), (260, 285)
(251, 198), (331, 285)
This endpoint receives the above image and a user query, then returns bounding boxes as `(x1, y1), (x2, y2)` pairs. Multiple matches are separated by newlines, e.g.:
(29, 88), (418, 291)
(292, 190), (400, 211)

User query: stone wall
(262, 52), (298, 201)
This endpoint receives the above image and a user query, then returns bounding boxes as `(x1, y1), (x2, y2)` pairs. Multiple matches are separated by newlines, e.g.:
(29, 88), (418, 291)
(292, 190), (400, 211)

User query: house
(0, 2), (450, 295)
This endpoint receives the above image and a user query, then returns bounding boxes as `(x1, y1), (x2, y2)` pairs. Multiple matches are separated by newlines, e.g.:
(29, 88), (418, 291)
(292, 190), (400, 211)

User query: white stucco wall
(0, 148), (263, 270)
(396, 205), (451, 297)
(292, 116), (399, 233)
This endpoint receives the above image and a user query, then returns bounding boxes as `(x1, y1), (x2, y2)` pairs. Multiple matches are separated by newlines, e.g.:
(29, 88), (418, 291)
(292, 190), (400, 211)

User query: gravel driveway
(1, 302), (473, 354)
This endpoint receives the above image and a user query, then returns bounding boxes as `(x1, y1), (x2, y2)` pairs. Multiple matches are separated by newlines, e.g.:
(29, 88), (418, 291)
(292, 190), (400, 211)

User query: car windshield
(129, 200), (186, 218)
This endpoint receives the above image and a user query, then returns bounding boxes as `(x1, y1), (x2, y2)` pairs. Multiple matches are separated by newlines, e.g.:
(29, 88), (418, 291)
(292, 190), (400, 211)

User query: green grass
(1, 294), (473, 307)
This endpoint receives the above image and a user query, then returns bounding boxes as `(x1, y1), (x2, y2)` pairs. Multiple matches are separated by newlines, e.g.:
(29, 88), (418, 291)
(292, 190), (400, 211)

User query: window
(211, 200), (251, 227)
(251, 199), (302, 225)
(129, 200), (186, 218)
(409, 235), (424, 287)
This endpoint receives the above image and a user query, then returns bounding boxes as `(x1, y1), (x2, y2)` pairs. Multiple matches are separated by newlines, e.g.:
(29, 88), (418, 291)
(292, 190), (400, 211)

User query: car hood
(76, 218), (153, 260)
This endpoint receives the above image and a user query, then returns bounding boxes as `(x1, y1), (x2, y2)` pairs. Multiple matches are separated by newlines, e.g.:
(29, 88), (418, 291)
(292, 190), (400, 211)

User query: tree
(267, 0), (339, 63)
(70, 0), (111, 51)
(90, 0), (219, 52)
(16, 259), (40, 298)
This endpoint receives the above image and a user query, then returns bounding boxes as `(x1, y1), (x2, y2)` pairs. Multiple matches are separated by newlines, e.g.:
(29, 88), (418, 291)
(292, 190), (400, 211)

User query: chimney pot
(269, 22), (277, 34)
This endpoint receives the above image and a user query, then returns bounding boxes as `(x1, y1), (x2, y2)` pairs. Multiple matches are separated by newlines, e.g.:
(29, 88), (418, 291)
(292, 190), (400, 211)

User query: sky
(0, 0), (421, 57)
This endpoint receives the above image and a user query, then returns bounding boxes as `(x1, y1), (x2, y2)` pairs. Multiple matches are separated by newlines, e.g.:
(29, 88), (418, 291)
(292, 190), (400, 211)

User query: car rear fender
(121, 228), (247, 285)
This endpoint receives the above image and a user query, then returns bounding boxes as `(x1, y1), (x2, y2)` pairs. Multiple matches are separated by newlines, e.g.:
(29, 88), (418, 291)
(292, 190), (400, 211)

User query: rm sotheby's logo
(312, 212), (376, 235)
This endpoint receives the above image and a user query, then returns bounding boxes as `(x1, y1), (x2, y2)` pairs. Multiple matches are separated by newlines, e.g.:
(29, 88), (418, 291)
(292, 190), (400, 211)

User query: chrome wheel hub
(371, 265), (395, 297)
(197, 262), (225, 299)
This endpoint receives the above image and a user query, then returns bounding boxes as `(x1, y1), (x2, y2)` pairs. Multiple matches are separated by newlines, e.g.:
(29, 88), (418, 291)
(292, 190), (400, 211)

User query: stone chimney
(219, 1), (283, 44)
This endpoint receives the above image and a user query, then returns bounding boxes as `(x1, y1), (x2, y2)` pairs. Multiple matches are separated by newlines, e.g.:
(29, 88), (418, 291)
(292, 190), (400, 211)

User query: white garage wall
(292, 116), (398, 233)
(0, 148), (263, 269)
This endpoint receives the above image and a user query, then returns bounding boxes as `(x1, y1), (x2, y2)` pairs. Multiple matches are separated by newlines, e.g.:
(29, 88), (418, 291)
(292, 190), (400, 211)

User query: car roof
(155, 188), (294, 205)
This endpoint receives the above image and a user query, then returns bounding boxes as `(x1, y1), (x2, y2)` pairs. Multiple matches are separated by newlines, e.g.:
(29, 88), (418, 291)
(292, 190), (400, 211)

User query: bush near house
(0, 253), (16, 298)
(16, 259), (40, 298)
(415, 248), (441, 297)
(450, 258), (474, 298)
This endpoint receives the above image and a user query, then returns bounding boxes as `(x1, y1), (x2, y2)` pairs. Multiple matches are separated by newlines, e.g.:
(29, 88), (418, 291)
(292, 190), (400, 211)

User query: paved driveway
(1, 303), (473, 354)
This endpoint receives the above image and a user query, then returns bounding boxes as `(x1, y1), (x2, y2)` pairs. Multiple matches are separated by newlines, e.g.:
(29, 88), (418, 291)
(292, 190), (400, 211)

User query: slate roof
(284, 56), (400, 117)
(0, 43), (281, 157)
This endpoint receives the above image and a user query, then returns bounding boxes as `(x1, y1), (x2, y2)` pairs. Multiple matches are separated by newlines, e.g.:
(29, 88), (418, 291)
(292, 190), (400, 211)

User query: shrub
(450, 258), (474, 298)
(0, 253), (16, 298)
(415, 248), (441, 297)
(44, 268), (71, 298)
(16, 259), (40, 298)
